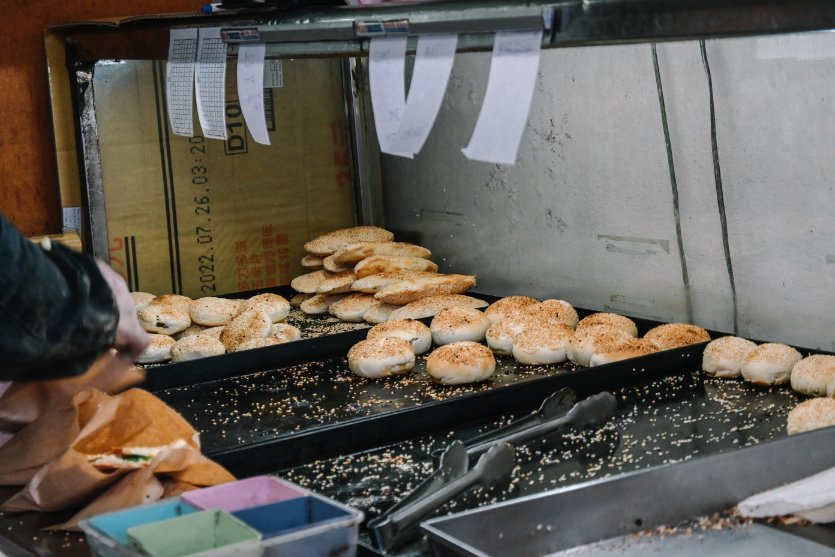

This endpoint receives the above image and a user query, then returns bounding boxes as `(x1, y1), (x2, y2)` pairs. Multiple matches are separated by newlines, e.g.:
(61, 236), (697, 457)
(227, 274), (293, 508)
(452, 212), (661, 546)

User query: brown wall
(1, 0), (202, 237)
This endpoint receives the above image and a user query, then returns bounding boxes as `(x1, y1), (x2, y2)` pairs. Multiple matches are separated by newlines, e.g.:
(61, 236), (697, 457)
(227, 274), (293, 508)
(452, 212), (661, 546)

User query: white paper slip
(369, 36), (409, 156)
(388, 34), (458, 157)
(462, 30), (543, 165)
(195, 27), (228, 140)
(237, 43), (270, 146)
(738, 465), (835, 522)
(166, 28), (198, 137)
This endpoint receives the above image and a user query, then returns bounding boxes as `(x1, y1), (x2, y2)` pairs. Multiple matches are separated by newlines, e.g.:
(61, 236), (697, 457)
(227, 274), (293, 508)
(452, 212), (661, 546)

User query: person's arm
(0, 216), (145, 381)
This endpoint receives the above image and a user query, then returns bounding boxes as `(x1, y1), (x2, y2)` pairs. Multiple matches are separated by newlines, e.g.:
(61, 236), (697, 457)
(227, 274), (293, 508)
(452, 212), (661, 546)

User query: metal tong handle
(464, 391), (618, 458)
(370, 440), (468, 526)
(388, 442), (515, 529)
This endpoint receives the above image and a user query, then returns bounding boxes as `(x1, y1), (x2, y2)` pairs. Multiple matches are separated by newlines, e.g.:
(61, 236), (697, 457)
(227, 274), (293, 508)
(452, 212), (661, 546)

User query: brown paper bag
(0, 350), (145, 432)
(50, 447), (235, 530)
(0, 388), (234, 527)
(0, 389), (107, 486)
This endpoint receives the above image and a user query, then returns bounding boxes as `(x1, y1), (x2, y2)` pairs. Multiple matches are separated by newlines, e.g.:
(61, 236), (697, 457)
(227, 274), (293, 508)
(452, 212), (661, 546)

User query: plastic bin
(233, 495), (364, 557)
(126, 509), (263, 557)
(80, 498), (199, 557)
(182, 475), (306, 513)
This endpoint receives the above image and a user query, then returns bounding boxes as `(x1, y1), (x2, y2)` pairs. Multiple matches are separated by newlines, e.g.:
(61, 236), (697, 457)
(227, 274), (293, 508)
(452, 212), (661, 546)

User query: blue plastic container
(80, 498), (198, 557)
(233, 495), (363, 557)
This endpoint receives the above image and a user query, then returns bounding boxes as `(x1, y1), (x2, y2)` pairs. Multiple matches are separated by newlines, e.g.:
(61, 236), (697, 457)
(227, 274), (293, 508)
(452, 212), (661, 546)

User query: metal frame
(217, 0), (835, 54)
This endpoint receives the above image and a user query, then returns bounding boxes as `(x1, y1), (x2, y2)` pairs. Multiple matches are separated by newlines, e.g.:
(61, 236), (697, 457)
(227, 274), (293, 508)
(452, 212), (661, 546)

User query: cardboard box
(46, 16), (359, 298)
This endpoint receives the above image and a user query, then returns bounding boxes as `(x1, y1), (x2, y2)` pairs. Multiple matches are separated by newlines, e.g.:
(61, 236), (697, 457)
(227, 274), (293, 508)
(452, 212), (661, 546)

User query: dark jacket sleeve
(0, 216), (118, 381)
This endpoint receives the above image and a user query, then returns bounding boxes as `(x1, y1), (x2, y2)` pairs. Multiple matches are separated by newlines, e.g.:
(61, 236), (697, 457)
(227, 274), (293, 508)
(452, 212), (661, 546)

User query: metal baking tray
(158, 331), (708, 474)
(278, 368), (808, 556)
(421, 425), (835, 557)
(141, 285), (371, 391)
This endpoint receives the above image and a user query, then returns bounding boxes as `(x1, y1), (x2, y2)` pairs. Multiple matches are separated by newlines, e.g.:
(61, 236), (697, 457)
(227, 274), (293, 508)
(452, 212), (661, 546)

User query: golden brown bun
(589, 337), (659, 366)
(138, 304), (191, 335)
(485, 315), (536, 355)
(304, 226), (394, 257)
(430, 307), (490, 345)
(175, 324), (207, 340)
(375, 274), (476, 305)
(351, 271), (437, 294)
(219, 309), (272, 351)
(136, 334), (176, 364)
(644, 323), (710, 350)
(567, 325), (633, 367)
(576, 313), (638, 338)
(523, 300), (579, 328)
(787, 398), (835, 435)
(512, 322), (574, 365)
(741, 343), (802, 386)
(230, 337), (284, 352)
(388, 295), (488, 321)
(348, 337), (415, 378)
(291, 270), (329, 294)
(290, 293), (313, 307)
(300, 293), (349, 315)
(189, 297), (242, 327)
(332, 242), (432, 266)
(426, 342), (496, 385)
(316, 271), (356, 295)
(150, 294), (192, 311)
(363, 301), (401, 324)
(171, 334), (226, 362)
(241, 293), (290, 323)
(484, 296), (539, 324)
(354, 256), (438, 279)
(131, 292), (156, 310)
(329, 293), (379, 322)
(367, 319), (432, 355)
(702, 336), (758, 379)
(322, 254), (352, 273)
(300, 254), (324, 269)
(271, 323), (302, 343)
(791, 355), (835, 397)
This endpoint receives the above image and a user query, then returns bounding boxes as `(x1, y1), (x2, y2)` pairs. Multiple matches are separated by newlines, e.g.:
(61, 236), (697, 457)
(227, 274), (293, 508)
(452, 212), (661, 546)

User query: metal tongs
(430, 387), (578, 465)
(429, 388), (616, 464)
(369, 389), (618, 551)
(368, 441), (515, 551)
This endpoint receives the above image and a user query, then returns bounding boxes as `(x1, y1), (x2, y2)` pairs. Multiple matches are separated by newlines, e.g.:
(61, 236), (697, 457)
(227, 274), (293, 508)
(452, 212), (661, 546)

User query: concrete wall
(381, 34), (835, 350)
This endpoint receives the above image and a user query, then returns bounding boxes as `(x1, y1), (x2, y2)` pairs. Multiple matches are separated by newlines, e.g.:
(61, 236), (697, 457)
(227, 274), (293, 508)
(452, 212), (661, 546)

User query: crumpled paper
(0, 387), (234, 530)
(0, 349), (145, 433)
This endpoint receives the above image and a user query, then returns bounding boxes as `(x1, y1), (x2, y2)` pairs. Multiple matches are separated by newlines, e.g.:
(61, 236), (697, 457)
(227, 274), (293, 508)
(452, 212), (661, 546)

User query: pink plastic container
(183, 476), (306, 513)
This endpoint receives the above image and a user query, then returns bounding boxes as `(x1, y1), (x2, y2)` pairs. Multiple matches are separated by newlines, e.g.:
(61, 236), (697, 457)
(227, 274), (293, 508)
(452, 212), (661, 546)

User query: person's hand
(96, 260), (150, 362)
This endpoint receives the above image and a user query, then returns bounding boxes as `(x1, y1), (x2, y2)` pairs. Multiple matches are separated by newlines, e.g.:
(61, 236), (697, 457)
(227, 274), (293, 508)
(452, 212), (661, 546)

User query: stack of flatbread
(291, 226), (483, 323)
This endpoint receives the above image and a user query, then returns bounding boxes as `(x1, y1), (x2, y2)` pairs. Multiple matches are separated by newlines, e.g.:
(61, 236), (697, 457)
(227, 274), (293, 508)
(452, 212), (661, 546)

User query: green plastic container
(126, 509), (262, 557)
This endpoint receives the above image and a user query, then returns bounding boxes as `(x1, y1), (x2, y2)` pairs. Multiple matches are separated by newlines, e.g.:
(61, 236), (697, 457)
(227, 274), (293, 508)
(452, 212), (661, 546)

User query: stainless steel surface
(218, 1), (835, 53)
(382, 37), (835, 351)
(422, 426), (835, 557)
(545, 523), (835, 557)
(74, 62), (110, 260)
(344, 57), (380, 226)
(221, 2), (552, 46)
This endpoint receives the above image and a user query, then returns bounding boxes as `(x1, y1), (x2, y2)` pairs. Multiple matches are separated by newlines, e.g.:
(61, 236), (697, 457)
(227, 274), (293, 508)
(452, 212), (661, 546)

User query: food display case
(3, 1), (835, 556)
